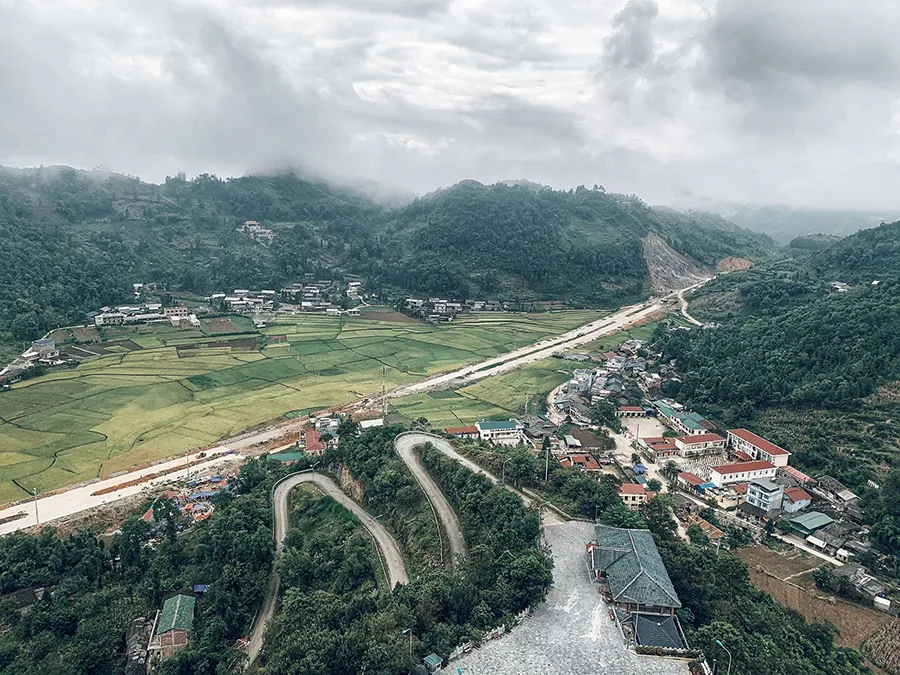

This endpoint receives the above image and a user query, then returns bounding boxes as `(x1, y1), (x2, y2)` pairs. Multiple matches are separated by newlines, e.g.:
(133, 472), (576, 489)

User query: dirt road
(397, 432), (565, 527)
(678, 287), (703, 326)
(246, 471), (408, 665)
(395, 432), (468, 561)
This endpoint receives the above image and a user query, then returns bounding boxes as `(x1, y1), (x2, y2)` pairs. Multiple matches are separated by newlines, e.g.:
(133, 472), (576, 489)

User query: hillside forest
(0, 167), (775, 359)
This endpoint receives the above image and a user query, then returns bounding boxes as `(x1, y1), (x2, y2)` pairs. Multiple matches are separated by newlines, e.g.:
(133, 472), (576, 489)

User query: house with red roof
(559, 453), (602, 473)
(615, 406), (646, 418)
(677, 471), (705, 492)
(674, 433), (726, 458)
(305, 429), (325, 454)
(782, 487), (813, 513)
(445, 426), (478, 439)
(640, 437), (678, 461)
(727, 429), (791, 467)
(618, 482), (656, 509)
(709, 460), (776, 487)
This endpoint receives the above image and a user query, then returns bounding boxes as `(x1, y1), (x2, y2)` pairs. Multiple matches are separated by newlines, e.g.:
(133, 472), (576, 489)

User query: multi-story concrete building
(746, 478), (784, 513)
(727, 428), (791, 467)
(709, 460), (776, 487)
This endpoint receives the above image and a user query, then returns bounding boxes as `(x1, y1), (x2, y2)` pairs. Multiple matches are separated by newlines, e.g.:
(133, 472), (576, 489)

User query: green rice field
(389, 318), (684, 430)
(0, 310), (605, 503)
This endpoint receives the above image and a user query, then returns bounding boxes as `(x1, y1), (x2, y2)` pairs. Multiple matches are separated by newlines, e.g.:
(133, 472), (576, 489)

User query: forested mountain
(0, 166), (776, 357)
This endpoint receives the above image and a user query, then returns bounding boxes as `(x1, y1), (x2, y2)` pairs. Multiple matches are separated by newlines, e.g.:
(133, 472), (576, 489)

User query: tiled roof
(634, 614), (685, 649)
(712, 460), (775, 475)
(678, 471), (704, 486)
(476, 420), (518, 431)
(619, 483), (648, 495)
(728, 428), (790, 456)
(588, 525), (681, 609)
(784, 487), (812, 503)
(305, 429), (324, 451)
(617, 406), (644, 412)
(732, 450), (754, 462)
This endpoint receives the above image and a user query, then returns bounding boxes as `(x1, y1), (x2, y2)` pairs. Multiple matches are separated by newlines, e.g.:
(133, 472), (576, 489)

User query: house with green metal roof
(475, 420), (523, 446)
(587, 524), (681, 615)
(788, 511), (834, 537)
(423, 653), (443, 673)
(653, 400), (712, 436)
(157, 594), (195, 634)
(149, 594), (196, 664)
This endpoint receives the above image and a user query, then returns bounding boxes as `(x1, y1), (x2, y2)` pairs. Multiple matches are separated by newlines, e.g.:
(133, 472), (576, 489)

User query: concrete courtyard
(440, 521), (690, 675)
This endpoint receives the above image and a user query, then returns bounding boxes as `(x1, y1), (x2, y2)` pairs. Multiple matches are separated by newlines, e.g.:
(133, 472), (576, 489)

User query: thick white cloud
(1, 0), (899, 209)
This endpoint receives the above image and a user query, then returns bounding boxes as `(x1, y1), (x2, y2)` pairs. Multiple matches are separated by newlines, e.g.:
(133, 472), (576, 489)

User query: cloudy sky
(2, 0), (900, 208)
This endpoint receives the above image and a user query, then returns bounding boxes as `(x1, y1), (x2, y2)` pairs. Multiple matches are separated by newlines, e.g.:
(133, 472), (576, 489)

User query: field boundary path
(395, 432), (468, 562)
(246, 470), (408, 666)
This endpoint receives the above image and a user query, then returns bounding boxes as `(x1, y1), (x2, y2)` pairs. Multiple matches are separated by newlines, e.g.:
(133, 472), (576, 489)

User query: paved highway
(246, 471), (408, 665)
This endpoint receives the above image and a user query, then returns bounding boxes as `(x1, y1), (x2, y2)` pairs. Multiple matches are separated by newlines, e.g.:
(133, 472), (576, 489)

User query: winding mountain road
(246, 471), (408, 665)
(395, 432), (468, 562)
(677, 286), (703, 326)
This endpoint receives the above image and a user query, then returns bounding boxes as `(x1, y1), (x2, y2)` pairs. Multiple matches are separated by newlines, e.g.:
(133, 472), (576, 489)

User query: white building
(709, 460), (776, 487)
(475, 420), (523, 446)
(746, 478), (784, 513)
(782, 487), (813, 513)
(674, 433), (726, 458)
(727, 429), (791, 467)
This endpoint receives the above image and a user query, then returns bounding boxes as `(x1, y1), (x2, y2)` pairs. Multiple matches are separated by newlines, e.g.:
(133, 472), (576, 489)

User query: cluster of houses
(0, 338), (63, 383)
(634, 397), (891, 608)
(238, 220), (274, 243)
(274, 415), (386, 463)
(403, 297), (505, 322)
(91, 303), (201, 328)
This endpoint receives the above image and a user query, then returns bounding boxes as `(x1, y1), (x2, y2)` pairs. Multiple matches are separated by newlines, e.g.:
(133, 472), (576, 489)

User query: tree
(630, 452), (641, 465)
(646, 478), (662, 492)
(686, 523), (709, 545)
(662, 461), (679, 483)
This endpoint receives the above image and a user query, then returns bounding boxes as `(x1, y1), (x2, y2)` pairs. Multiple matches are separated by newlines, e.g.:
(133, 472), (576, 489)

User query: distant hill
(0, 167), (777, 355)
(377, 182), (776, 302)
(807, 221), (900, 282)
(787, 233), (843, 251)
(723, 204), (898, 244)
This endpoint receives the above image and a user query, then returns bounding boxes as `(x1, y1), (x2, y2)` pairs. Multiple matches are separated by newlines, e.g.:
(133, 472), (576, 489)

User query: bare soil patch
(202, 317), (244, 334)
(737, 545), (891, 649)
(716, 256), (754, 273)
(49, 329), (73, 344)
(72, 326), (101, 342)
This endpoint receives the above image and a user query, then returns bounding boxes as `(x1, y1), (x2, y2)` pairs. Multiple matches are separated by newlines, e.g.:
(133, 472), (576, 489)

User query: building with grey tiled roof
(586, 524), (681, 615)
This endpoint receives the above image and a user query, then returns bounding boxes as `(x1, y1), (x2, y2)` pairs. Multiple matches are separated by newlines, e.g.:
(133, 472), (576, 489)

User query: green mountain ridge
(0, 166), (776, 356)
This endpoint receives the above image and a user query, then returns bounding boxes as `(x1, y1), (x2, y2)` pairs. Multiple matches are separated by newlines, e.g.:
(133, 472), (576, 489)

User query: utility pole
(185, 447), (191, 481)
(32, 488), (39, 526)
(382, 365), (387, 419)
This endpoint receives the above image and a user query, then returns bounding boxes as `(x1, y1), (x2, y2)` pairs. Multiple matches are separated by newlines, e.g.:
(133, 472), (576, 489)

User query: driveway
(440, 521), (689, 675)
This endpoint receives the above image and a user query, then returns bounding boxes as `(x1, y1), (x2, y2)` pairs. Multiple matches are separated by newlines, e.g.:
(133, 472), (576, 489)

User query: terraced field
(0, 310), (604, 503)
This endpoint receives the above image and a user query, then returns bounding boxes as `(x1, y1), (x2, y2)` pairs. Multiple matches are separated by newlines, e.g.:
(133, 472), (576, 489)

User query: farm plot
(0, 311), (605, 502)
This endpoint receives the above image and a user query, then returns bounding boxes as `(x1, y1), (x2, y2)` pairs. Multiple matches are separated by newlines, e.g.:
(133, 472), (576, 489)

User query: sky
(2, 0), (900, 209)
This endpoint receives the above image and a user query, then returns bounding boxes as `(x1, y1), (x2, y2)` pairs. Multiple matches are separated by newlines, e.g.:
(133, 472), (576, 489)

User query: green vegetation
(0, 311), (601, 503)
(0, 167), (776, 361)
(332, 425), (444, 572)
(255, 429), (552, 674)
(0, 457), (282, 675)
